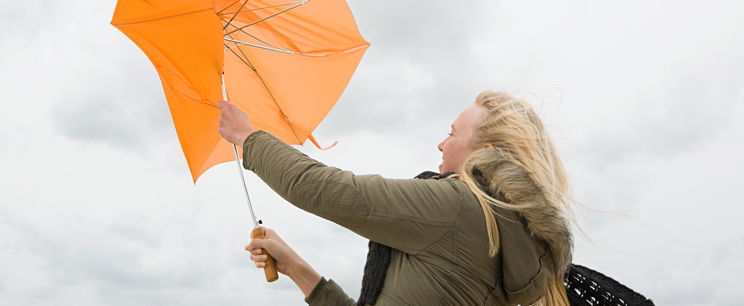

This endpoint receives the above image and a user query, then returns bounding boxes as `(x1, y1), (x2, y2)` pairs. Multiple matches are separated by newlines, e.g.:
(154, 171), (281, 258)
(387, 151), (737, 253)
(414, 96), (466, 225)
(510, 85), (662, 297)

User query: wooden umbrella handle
(251, 227), (279, 282)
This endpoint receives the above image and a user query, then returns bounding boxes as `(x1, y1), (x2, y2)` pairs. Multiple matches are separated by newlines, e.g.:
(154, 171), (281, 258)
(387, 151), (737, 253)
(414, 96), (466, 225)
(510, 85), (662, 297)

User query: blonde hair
(458, 91), (573, 306)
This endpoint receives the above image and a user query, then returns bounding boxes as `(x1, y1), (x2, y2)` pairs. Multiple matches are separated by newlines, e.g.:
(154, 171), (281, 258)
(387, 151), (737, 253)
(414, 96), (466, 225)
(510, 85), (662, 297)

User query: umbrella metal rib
(222, 21), (290, 55)
(219, 1), (308, 15)
(224, 0), (308, 36)
(224, 44), (256, 71)
(217, 0), (243, 14)
(224, 37), (296, 55)
(222, 0), (249, 30)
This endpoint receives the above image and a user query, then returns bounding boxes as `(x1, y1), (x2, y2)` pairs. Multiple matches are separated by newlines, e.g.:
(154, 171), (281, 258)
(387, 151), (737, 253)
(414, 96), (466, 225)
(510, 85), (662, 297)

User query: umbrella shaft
(233, 143), (259, 228)
(223, 74), (259, 228)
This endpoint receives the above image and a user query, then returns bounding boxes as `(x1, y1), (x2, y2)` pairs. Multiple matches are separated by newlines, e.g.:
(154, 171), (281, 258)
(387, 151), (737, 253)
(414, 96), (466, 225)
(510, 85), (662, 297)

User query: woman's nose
(437, 139), (445, 152)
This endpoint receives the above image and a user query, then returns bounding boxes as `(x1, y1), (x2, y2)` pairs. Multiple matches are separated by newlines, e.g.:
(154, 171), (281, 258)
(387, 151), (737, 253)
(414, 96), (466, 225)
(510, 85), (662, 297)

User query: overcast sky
(1, 0), (743, 305)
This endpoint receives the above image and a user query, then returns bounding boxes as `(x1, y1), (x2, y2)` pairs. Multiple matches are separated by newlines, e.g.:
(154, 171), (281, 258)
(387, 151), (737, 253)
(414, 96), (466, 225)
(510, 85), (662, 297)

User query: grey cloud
(25, 221), (190, 290)
(49, 49), (174, 153)
(350, 1), (491, 57)
(644, 235), (744, 305)
(577, 60), (744, 167)
(314, 1), (502, 137)
(0, 2), (58, 46)
(0, 206), (235, 306)
(52, 81), (172, 153)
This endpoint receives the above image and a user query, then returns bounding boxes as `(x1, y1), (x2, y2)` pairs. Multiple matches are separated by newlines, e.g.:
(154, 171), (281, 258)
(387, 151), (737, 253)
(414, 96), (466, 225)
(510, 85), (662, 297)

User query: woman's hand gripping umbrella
(217, 100), (255, 146)
(111, 0), (369, 283)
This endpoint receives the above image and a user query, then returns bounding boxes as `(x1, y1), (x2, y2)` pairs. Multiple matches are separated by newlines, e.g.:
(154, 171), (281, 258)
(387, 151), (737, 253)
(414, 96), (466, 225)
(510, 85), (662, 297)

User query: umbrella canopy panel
(112, 0), (369, 182)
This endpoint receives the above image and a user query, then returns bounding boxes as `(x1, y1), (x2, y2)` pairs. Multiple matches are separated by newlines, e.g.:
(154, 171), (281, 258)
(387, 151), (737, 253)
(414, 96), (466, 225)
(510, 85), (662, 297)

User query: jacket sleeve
(242, 131), (464, 254)
(305, 277), (356, 306)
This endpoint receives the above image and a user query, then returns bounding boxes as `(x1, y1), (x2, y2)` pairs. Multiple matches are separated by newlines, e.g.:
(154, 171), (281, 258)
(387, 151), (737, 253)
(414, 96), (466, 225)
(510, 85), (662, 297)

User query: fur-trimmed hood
(468, 148), (573, 277)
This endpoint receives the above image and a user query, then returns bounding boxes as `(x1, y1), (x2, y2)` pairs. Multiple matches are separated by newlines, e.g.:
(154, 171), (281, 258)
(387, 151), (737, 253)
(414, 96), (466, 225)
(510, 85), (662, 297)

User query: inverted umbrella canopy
(111, 0), (369, 182)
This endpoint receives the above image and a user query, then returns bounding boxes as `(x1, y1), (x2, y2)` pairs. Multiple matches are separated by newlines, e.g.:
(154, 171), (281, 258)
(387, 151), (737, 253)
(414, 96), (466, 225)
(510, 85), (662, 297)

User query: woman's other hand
(245, 227), (299, 275)
(217, 100), (256, 146)
(245, 227), (321, 297)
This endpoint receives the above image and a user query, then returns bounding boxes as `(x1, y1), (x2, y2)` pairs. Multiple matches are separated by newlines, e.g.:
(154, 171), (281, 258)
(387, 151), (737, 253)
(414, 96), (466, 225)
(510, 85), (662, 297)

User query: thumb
(245, 238), (266, 252)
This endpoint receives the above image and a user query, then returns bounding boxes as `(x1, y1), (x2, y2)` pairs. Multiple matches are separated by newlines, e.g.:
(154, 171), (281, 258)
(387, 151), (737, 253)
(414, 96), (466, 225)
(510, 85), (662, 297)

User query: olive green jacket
(242, 131), (571, 305)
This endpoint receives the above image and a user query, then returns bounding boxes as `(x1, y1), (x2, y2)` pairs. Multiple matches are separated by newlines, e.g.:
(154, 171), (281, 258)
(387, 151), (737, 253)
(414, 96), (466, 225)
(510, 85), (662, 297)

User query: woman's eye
(448, 132), (453, 136)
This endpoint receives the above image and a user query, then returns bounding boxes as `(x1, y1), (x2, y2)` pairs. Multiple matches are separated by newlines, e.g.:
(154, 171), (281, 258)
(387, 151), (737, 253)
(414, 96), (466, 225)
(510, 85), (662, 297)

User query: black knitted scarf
(357, 171), (451, 306)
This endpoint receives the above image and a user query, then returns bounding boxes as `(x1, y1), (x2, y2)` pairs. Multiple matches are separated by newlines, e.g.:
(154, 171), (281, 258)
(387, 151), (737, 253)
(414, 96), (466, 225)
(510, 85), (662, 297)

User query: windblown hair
(457, 91), (574, 306)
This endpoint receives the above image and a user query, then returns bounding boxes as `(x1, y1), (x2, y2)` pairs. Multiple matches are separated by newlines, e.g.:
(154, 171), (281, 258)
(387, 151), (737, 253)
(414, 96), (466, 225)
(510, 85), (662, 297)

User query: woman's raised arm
(242, 131), (465, 254)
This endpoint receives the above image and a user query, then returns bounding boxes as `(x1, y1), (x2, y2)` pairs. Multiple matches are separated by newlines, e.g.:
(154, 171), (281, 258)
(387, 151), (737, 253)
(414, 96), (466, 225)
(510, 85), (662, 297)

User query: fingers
(250, 254), (268, 262)
(250, 253), (268, 269)
(248, 248), (264, 255)
(245, 239), (262, 253)
(245, 239), (274, 257)
(246, 242), (270, 269)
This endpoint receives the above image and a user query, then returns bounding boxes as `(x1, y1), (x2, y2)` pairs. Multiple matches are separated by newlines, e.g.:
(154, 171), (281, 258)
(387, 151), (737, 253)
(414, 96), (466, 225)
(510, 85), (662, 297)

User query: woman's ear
(482, 143), (493, 150)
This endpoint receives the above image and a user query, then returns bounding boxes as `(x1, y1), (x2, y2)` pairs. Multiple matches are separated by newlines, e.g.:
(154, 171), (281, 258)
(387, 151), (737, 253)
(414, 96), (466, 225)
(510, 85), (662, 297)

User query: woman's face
(438, 103), (488, 173)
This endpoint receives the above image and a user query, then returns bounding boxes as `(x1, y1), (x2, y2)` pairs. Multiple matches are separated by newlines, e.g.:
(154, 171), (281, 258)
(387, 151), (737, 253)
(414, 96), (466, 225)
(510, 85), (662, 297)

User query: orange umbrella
(111, 0), (369, 183)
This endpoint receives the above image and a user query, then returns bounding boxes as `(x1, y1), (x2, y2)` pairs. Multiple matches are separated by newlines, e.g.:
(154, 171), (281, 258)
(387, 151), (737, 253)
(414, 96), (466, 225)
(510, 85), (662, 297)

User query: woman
(217, 91), (573, 305)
